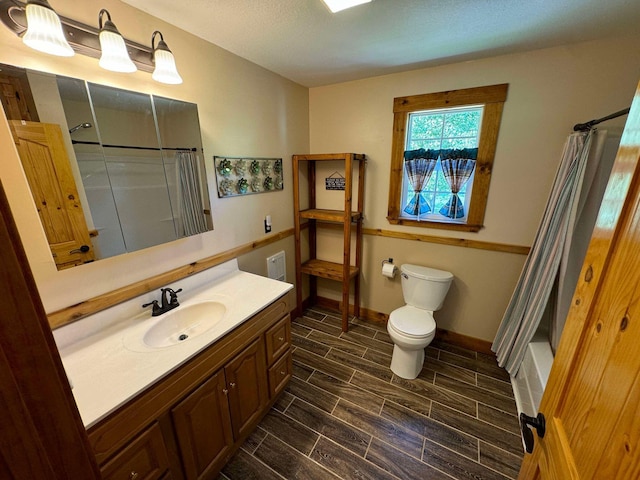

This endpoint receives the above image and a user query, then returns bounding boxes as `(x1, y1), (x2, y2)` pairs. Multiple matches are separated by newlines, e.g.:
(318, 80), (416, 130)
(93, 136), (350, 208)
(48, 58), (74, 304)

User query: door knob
(520, 412), (546, 454)
(70, 245), (90, 254)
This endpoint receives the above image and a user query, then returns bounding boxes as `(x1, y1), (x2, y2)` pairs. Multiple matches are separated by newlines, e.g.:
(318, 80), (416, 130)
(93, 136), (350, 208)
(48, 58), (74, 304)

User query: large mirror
(0, 63), (213, 269)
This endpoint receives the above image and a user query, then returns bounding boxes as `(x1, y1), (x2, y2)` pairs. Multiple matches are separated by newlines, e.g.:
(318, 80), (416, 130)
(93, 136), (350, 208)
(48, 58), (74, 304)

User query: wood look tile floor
(220, 308), (523, 480)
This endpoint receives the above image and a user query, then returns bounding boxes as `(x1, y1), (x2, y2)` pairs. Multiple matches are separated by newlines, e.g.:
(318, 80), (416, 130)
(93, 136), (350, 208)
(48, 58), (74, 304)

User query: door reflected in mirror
(1, 64), (213, 269)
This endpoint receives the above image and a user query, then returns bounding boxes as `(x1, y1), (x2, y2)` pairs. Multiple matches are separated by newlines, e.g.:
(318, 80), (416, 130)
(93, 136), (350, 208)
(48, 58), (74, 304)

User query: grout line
(245, 433), (288, 480)
(371, 429), (457, 479)
(280, 394), (294, 414)
(251, 427), (269, 454)
(363, 435), (373, 460)
(430, 399), (522, 449)
(478, 442), (523, 480)
(432, 372), (518, 417)
(307, 434), (322, 458)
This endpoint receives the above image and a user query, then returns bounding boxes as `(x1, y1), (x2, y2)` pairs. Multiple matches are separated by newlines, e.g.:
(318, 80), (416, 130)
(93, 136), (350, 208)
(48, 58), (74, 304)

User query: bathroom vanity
(54, 260), (293, 479)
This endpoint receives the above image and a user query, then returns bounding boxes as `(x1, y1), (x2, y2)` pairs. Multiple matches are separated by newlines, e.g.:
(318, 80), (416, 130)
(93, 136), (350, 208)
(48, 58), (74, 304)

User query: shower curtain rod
(573, 107), (631, 132)
(71, 140), (197, 151)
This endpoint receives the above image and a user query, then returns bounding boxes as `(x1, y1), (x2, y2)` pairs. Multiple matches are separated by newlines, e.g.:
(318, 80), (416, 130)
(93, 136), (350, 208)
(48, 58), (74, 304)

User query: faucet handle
(142, 300), (161, 315)
(171, 288), (182, 301)
(161, 287), (182, 295)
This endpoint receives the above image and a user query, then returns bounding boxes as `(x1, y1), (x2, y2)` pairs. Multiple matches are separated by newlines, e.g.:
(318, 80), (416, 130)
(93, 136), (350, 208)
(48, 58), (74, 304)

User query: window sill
(387, 216), (482, 233)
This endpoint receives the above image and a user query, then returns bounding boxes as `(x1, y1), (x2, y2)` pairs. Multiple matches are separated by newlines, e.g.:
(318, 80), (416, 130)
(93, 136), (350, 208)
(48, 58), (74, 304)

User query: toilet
(387, 264), (453, 379)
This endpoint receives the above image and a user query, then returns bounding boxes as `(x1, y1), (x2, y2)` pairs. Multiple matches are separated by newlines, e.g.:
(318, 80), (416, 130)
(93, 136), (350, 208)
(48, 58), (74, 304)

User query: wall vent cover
(267, 251), (286, 281)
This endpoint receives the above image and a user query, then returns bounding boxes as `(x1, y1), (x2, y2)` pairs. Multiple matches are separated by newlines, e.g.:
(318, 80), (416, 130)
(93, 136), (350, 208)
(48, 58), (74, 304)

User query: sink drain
(178, 333), (189, 341)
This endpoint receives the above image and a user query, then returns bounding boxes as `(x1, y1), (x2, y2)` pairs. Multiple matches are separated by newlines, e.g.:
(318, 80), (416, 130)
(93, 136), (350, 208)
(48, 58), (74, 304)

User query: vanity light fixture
(0, 0), (183, 84)
(321, 0), (372, 13)
(98, 9), (136, 73)
(21, 0), (73, 56)
(151, 30), (183, 85)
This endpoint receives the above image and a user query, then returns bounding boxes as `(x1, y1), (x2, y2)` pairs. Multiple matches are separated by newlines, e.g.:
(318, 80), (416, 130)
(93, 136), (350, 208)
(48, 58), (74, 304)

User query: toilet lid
(389, 306), (436, 338)
(401, 264), (453, 283)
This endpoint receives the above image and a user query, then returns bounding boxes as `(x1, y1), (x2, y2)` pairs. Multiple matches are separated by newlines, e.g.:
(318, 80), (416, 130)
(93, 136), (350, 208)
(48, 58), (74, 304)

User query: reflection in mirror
(0, 64), (213, 269)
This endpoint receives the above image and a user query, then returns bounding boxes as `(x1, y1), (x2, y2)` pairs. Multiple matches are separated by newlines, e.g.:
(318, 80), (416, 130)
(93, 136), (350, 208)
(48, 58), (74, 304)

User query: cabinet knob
(280, 370), (286, 376)
(278, 336), (284, 341)
(222, 388), (228, 395)
(230, 382), (236, 388)
(129, 472), (139, 480)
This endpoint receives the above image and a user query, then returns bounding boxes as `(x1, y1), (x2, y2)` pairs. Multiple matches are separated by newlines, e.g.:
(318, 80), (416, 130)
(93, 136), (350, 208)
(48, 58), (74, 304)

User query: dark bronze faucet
(142, 287), (183, 316)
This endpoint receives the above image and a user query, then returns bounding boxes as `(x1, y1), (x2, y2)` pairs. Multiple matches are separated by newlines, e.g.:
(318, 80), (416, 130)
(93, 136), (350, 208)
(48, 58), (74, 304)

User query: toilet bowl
(387, 264), (453, 379)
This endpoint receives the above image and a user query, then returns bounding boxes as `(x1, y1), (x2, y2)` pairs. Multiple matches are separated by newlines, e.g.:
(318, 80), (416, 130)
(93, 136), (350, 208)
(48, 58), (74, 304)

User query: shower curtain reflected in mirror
(175, 150), (208, 237)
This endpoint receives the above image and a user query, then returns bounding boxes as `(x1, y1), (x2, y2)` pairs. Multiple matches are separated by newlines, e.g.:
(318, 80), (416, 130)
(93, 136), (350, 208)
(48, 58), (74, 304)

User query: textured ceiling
(121, 0), (640, 87)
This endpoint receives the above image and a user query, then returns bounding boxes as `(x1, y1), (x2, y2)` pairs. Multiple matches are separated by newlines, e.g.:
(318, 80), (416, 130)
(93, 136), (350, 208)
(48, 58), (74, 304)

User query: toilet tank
(401, 264), (453, 311)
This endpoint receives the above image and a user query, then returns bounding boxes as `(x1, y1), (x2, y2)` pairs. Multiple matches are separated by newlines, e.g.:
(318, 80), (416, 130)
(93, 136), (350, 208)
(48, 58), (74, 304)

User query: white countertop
(55, 262), (292, 428)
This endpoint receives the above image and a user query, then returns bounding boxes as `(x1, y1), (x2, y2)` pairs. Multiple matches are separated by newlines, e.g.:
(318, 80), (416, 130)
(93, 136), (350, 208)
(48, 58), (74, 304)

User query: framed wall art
(214, 156), (283, 197)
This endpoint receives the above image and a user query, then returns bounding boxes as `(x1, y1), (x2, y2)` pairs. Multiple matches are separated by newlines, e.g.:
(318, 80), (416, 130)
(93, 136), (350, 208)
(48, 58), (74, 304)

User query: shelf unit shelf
(292, 153), (366, 332)
(300, 209), (362, 222)
(300, 259), (360, 281)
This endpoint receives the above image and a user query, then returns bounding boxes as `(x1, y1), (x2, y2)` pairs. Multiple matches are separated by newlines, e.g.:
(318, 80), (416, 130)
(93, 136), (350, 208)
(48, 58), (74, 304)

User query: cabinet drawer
(100, 422), (169, 480)
(265, 314), (291, 365)
(268, 349), (292, 398)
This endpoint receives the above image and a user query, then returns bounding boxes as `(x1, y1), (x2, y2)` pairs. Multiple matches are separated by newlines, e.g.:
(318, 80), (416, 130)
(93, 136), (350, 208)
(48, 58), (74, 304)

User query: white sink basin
(142, 301), (227, 348)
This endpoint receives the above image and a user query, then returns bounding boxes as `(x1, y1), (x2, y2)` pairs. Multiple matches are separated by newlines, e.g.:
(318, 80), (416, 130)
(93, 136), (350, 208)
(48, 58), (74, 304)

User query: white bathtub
(511, 340), (554, 417)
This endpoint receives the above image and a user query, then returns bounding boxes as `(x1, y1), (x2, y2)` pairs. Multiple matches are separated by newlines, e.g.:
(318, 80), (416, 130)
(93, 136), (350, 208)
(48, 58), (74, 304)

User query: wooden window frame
(387, 83), (508, 232)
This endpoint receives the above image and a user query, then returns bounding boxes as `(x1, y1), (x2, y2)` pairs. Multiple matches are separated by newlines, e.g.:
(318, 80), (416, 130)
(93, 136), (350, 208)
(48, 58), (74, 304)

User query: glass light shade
(99, 30), (137, 73)
(152, 49), (183, 85)
(322, 0), (372, 13)
(22, 2), (74, 57)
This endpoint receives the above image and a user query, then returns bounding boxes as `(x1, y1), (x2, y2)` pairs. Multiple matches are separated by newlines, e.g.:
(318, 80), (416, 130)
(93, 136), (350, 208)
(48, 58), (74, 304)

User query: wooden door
(519, 81), (640, 478)
(171, 370), (234, 480)
(9, 120), (95, 269)
(225, 338), (269, 439)
(0, 180), (100, 478)
(0, 73), (33, 121)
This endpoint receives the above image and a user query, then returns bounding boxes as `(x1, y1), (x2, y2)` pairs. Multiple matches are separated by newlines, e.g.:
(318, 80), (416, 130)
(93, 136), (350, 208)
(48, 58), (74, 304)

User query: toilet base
(390, 344), (425, 379)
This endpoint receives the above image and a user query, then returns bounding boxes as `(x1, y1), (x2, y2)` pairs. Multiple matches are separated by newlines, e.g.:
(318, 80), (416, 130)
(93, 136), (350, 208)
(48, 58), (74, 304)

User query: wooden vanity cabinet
(88, 294), (291, 480)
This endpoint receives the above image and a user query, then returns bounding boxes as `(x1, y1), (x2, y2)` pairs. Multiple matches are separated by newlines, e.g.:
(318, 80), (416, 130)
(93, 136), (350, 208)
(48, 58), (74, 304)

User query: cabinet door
(171, 370), (233, 480)
(100, 423), (169, 480)
(225, 338), (269, 439)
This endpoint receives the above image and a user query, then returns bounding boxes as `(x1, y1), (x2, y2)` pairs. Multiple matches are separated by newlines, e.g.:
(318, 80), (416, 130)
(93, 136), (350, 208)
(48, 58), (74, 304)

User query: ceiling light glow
(322, 0), (372, 13)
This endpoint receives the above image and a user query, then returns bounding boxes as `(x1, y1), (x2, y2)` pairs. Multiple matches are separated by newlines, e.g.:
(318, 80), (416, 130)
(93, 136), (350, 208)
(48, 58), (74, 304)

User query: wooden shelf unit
(292, 153), (366, 332)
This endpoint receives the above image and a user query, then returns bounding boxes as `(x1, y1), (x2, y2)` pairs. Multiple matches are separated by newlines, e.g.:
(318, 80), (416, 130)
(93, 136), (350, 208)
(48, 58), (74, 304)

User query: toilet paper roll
(382, 262), (397, 278)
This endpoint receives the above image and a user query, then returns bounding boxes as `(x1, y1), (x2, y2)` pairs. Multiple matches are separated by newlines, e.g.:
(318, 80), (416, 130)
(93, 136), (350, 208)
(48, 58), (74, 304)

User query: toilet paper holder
(381, 258), (397, 278)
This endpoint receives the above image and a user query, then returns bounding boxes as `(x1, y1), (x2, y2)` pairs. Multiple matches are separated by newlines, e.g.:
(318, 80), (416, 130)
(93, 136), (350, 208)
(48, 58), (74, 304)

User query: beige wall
(0, 0), (308, 315)
(3, 0), (639, 343)
(309, 34), (640, 341)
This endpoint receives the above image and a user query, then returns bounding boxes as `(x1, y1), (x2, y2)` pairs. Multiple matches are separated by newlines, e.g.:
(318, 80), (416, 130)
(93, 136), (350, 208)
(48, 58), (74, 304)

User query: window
(387, 84), (508, 232)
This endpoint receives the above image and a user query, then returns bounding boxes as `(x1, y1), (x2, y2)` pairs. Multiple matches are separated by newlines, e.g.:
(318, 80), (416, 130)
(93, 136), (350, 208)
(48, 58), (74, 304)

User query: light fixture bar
(0, 0), (154, 72)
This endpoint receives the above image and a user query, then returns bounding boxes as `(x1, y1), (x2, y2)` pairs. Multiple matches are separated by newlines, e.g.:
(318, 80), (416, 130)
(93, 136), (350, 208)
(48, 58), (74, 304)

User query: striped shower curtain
(176, 150), (208, 236)
(492, 130), (594, 376)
